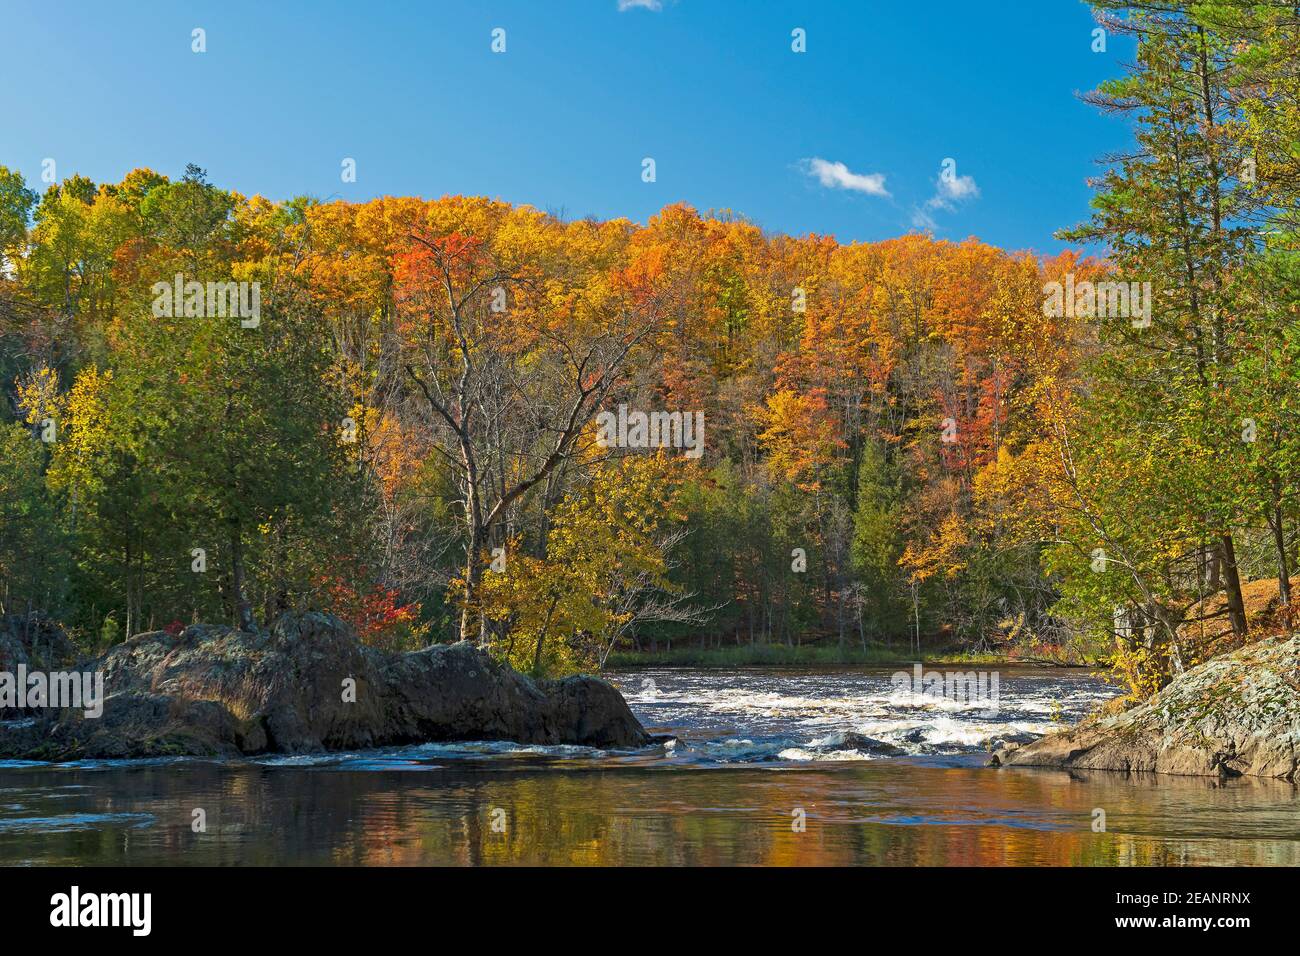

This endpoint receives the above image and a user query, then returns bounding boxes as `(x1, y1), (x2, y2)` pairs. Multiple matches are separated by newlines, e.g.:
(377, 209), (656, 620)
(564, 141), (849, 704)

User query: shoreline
(605, 644), (1096, 670)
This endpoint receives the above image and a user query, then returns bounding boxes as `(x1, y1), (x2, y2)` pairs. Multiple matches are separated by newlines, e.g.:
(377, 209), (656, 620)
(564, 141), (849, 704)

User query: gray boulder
(830, 732), (908, 756)
(0, 612), (652, 760)
(992, 634), (1300, 779)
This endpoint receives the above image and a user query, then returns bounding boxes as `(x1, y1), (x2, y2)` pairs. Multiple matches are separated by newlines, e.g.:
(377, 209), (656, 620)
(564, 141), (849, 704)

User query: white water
(615, 666), (1118, 764)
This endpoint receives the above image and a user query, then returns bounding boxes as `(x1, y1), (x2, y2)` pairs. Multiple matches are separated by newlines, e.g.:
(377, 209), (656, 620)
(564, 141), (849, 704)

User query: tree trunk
(1218, 533), (1248, 638)
(457, 438), (490, 643)
(532, 596), (559, 676)
(1268, 487), (1291, 608)
(460, 539), (482, 642)
(911, 582), (921, 656)
(124, 537), (133, 640)
(229, 522), (255, 632)
(1204, 544), (1221, 590)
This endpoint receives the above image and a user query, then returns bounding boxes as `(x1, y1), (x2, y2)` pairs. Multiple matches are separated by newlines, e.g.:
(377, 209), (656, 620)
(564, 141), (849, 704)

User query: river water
(1, 666), (1297, 865)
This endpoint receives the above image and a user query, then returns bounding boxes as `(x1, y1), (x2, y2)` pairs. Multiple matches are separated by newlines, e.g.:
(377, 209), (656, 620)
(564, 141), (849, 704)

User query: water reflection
(1, 759), (1296, 866)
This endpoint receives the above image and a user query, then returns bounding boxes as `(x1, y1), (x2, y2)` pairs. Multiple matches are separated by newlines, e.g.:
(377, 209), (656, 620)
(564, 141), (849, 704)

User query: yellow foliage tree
(475, 454), (685, 676)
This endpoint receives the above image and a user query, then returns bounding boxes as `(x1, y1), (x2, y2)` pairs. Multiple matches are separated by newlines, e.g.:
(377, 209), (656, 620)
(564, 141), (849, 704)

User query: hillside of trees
(1, 2), (1297, 698)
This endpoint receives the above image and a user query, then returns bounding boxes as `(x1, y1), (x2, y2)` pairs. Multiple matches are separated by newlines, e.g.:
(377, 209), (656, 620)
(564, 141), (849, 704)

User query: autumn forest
(2, 2), (1299, 705)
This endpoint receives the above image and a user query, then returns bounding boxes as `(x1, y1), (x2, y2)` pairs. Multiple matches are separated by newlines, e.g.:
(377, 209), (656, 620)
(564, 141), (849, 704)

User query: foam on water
(776, 747), (879, 762)
(615, 665), (1117, 765)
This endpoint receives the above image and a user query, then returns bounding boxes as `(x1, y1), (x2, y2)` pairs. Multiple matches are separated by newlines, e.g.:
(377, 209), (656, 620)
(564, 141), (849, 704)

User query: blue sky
(0, 0), (1134, 254)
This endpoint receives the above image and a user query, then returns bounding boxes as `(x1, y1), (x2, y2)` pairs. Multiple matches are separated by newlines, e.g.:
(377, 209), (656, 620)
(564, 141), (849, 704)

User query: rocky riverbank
(0, 612), (653, 760)
(992, 633), (1300, 780)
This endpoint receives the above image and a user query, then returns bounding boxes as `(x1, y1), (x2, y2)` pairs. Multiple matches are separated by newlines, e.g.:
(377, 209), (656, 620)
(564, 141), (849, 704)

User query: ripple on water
(0, 811), (155, 833)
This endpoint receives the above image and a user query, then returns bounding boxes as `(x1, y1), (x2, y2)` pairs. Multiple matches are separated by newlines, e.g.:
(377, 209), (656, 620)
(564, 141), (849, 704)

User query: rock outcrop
(0, 612), (653, 760)
(992, 634), (1300, 779)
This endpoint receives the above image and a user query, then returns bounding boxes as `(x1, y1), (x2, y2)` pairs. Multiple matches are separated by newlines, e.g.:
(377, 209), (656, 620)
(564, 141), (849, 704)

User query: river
(1, 666), (1297, 865)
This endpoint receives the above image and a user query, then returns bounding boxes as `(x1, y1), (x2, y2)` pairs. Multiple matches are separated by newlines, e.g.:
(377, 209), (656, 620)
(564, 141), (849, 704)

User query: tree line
(1, 2), (1296, 694)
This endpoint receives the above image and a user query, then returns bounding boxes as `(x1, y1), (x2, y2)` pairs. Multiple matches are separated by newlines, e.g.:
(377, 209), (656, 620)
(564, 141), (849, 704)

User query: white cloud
(802, 158), (890, 198)
(912, 161), (979, 230)
(618, 0), (663, 11)
(936, 171), (980, 203)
